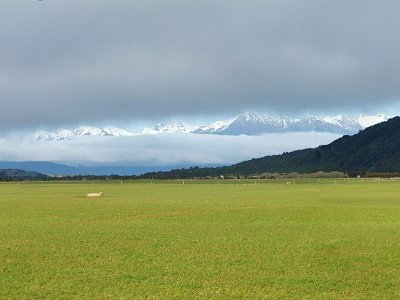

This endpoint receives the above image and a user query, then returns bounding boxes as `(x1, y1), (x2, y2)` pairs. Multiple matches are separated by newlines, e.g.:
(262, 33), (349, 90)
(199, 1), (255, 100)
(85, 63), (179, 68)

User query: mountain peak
(103, 127), (135, 137)
(74, 126), (109, 136)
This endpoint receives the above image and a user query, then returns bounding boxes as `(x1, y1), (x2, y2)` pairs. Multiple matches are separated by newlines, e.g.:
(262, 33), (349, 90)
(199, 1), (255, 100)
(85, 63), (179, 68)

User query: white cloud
(0, 132), (341, 167)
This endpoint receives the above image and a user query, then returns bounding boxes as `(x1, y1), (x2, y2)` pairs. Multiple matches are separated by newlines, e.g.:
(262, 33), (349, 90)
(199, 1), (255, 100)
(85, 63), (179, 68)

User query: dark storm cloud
(1, 0), (400, 129)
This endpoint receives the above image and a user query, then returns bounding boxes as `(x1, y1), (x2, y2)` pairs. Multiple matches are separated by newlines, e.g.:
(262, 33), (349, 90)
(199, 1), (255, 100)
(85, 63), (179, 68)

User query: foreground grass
(0, 180), (399, 299)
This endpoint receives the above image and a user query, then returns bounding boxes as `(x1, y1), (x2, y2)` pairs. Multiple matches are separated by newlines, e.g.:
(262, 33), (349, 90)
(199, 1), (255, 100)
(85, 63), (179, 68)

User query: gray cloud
(1, 0), (399, 129)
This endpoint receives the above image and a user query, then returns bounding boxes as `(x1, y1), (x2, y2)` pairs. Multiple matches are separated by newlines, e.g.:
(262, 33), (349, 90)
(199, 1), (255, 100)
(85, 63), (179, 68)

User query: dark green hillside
(0, 169), (48, 180)
(232, 116), (400, 174)
(140, 117), (400, 178)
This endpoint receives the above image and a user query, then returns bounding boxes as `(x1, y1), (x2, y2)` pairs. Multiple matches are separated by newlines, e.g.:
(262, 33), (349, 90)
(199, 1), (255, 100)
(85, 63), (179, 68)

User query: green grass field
(1, 180), (400, 299)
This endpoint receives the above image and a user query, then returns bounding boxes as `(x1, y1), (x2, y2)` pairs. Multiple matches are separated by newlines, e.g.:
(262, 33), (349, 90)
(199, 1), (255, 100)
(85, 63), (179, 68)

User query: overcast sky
(1, 0), (400, 130)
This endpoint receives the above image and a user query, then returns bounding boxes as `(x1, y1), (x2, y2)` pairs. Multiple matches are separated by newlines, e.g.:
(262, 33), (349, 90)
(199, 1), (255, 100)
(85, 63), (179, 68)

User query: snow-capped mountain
(34, 112), (391, 141)
(193, 113), (283, 135)
(356, 114), (388, 128)
(73, 126), (110, 137)
(194, 112), (390, 135)
(35, 129), (75, 141)
(139, 122), (198, 135)
(103, 127), (135, 137)
(322, 115), (362, 131)
(35, 126), (135, 141)
(192, 118), (236, 134)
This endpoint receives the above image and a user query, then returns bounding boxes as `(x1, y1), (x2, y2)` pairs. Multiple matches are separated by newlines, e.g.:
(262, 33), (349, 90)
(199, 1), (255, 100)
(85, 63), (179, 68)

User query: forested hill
(0, 169), (48, 180)
(140, 116), (400, 178)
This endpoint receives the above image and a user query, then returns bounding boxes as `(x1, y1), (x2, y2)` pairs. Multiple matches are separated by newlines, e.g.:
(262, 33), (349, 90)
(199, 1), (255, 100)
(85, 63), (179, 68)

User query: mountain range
(0, 161), (205, 176)
(34, 112), (389, 141)
(139, 116), (400, 178)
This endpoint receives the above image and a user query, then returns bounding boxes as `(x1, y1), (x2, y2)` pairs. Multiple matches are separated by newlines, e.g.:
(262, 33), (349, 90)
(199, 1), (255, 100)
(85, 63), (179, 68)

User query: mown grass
(1, 180), (399, 299)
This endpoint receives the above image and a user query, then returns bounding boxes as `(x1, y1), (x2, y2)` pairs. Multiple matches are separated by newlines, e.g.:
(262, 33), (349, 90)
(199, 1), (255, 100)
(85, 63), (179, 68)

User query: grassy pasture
(1, 180), (400, 299)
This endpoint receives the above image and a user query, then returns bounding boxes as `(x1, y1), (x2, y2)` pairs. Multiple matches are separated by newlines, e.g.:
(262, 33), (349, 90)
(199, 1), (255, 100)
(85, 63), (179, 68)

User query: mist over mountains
(35, 112), (388, 141)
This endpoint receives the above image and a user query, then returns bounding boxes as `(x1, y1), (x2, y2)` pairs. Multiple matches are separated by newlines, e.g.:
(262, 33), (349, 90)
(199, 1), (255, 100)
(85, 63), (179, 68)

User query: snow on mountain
(34, 129), (75, 141)
(193, 112), (387, 135)
(35, 126), (133, 141)
(34, 113), (391, 141)
(193, 117), (236, 134)
(323, 114), (390, 132)
(194, 113), (297, 135)
(154, 122), (193, 134)
(221, 112), (389, 135)
(103, 127), (135, 137)
(323, 115), (361, 130)
(73, 126), (110, 137)
(356, 114), (388, 128)
(287, 116), (333, 133)
(216, 112), (283, 135)
(139, 122), (198, 135)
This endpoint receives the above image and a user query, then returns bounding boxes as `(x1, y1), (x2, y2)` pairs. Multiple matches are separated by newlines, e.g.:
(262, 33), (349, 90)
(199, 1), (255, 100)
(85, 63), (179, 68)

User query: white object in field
(87, 192), (103, 197)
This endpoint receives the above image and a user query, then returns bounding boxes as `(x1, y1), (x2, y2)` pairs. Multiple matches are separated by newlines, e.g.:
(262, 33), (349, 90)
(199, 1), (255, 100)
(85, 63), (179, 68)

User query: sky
(0, 1), (399, 169)
(1, 0), (400, 131)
